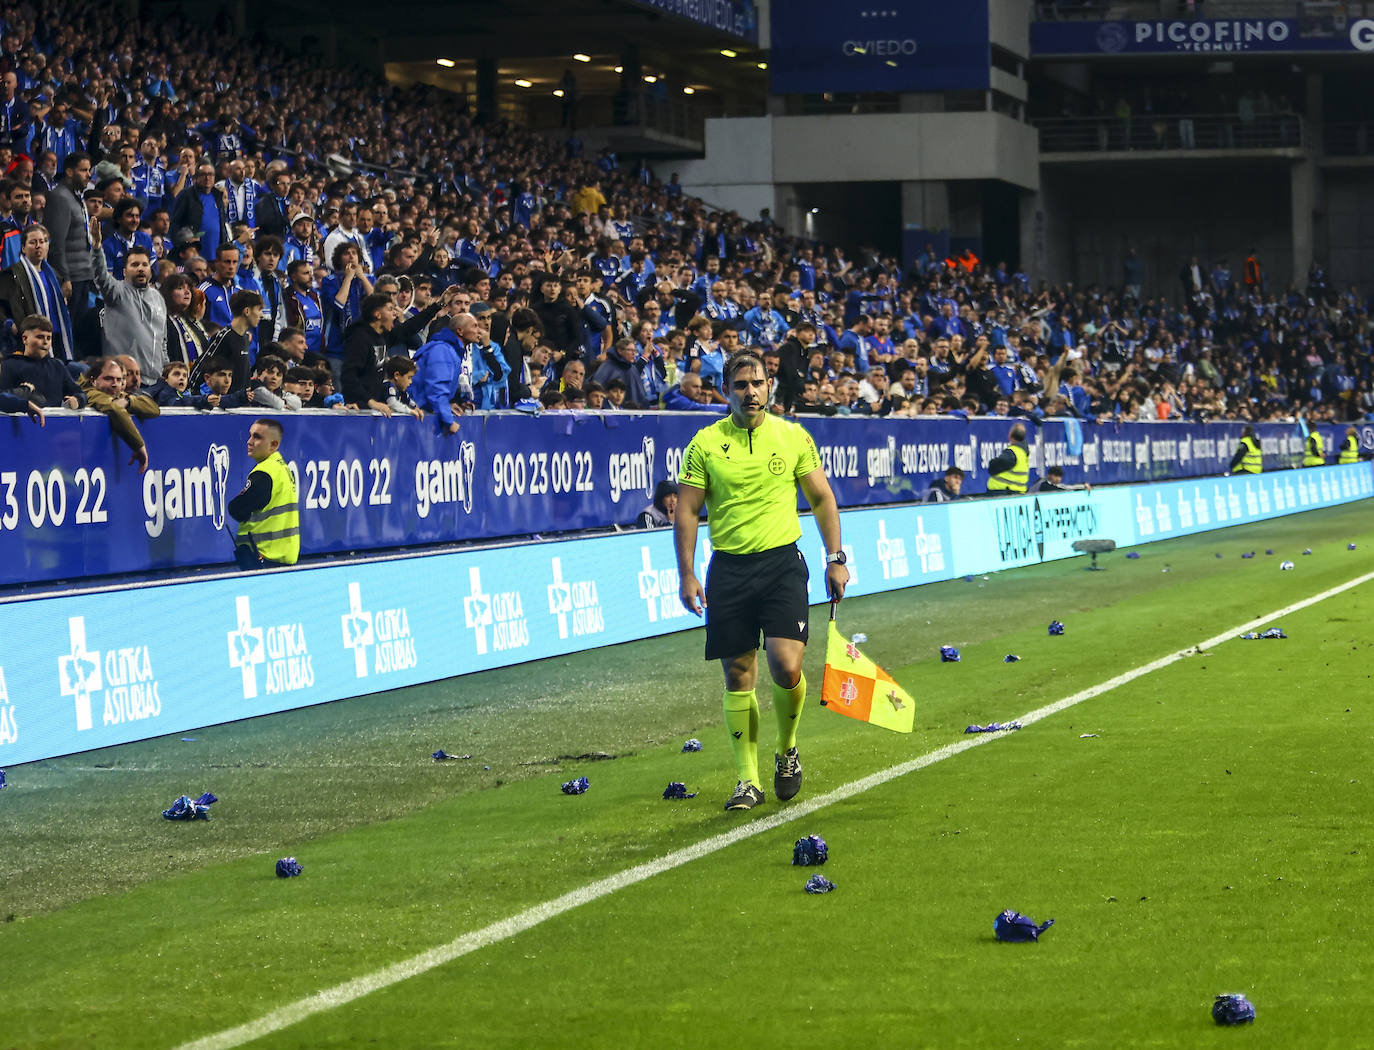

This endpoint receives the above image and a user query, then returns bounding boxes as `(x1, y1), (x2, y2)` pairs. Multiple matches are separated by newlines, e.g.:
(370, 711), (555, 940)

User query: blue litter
(561, 776), (590, 795)
(162, 792), (217, 821)
(940, 645), (961, 662)
(180, 737), (197, 742)
(793, 835), (829, 867)
(1350, 544), (1358, 551)
(1212, 994), (1256, 1025)
(1280, 561), (1295, 570)
(0, 769), (6, 789)
(681, 739), (703, 752)
(1241, 551), (1255, 559)
(965, 722), (1022, 734)
(275, 857), (303, 878)
(1125, 552), (1140, 559)
(1048, 620), (1065, 636)
(1265, 549), (1274, 555)
(1216, 553), (1223, 559)
(662, 782), (697, 800)
(432, 750), (458, 761)
(1302, 548), (1313, 555)
(804, 875), (835, 894)
(963, 575), (975, 582)
(994, 909), (1055, 942)
(850, 632), (868, 644)
(1004, 654), (1021, 663)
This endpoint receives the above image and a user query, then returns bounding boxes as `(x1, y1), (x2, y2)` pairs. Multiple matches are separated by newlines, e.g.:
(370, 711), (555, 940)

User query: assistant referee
(675, 352), (849, 812)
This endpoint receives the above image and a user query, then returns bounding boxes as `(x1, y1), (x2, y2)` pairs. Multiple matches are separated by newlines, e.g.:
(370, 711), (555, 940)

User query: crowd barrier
(2, 408), (1369, 586)
(1, 463), (1368, 767)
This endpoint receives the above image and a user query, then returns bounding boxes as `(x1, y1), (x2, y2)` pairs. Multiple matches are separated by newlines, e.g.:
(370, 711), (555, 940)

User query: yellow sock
(773, 674), (806, 753)
(722, 689), (760, 786)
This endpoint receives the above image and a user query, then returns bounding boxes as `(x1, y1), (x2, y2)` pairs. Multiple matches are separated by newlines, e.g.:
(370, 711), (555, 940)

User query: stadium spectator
(148, 360), (212, 408)
(924, 466), (965, 502)
(635, 480), (678, 528)
(342, 287), (456, 413)
(382, 355), (423, 419)
(90, 230), (166, 378)
(170, 162), (228, 261)
(0, 223), (73, 358)
(79, 356), (157, 473)
(0, 314), (82, 408)
(200, 289), (262, 391)
(162, 274), (210, 365)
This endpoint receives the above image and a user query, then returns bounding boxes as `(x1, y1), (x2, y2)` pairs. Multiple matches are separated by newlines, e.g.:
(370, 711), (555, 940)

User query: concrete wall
(988, 0), (1032, 58)
(769, 112), (1039, 189)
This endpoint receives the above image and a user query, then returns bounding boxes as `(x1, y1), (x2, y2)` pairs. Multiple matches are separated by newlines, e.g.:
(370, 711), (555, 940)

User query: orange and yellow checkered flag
(820, 621), (914, 733)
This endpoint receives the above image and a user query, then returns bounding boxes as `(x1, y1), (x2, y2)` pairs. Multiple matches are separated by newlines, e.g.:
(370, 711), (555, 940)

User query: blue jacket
(472, 341), (510, 411)
(412, 328), (464, 432)
(663, 386), (727, 412)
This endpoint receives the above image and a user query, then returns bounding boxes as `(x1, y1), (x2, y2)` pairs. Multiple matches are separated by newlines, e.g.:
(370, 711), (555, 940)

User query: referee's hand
(825, 563), (850, 602)
(679, 573), (706, 617)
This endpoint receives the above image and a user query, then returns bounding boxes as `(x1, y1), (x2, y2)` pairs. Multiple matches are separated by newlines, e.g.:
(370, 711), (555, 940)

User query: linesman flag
(820, 622), (915, 733)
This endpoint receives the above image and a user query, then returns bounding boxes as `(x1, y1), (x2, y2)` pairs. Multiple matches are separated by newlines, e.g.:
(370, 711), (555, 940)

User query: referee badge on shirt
(768, 453), (786, 476)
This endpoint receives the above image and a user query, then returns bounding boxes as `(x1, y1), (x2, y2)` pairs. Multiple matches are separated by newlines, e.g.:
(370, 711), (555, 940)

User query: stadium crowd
(2, 0), (1373, 460)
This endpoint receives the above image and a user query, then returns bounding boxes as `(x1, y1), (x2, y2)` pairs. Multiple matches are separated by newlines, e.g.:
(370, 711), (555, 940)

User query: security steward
(1227, 424), (1263, 475)
(1302, 425), (1326, 467)
(1338, 425), (1361, 464)
(675, 351), (849, 813)
(228, 418), (300, 568)
(985, 422), (1030, 494)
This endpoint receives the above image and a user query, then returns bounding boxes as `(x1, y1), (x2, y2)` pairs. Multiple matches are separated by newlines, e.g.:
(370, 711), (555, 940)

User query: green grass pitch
(3, 500), (1372, 1049)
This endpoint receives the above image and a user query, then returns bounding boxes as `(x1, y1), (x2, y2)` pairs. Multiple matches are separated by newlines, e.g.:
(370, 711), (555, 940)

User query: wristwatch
(825, 550), (847, 566)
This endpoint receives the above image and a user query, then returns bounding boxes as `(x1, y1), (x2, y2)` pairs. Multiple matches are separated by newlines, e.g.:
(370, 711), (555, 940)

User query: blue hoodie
(412, 328), (464, 432)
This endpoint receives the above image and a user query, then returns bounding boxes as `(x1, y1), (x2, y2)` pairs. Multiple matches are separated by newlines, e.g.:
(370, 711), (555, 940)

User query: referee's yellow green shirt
(678, 413), (821, 555)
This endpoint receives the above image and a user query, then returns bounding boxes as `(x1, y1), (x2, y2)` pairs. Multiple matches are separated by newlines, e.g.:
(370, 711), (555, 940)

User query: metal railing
(1033, 1), (1374, 20)
(1034, 112), (1305, 152)
(1324, 122), (1374, 156)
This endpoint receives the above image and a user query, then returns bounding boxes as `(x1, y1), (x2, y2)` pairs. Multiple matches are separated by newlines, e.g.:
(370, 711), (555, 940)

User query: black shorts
(704, 543), (810, 660)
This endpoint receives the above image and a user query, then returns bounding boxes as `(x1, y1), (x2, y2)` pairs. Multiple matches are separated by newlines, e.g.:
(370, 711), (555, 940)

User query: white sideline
(173, 569), (1374, 1050)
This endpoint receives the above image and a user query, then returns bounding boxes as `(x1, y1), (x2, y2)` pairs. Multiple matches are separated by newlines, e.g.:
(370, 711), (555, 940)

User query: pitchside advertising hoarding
(770, 0), (991, 95)
(1, 464), (1368, 767)
(2, 410), (1365, 586)
(1031, 16), (1374, 56)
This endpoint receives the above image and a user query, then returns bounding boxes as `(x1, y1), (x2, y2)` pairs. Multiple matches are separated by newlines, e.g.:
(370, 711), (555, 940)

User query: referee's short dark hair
(724, 351), (767, 386)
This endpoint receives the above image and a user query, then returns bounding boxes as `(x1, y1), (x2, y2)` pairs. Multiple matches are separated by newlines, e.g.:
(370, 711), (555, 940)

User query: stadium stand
(0, 0), (1370, 438)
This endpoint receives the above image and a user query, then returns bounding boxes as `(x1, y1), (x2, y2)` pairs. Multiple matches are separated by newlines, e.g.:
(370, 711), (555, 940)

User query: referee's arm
(800, 468), (849, 601)
(674, 482), (708, 616)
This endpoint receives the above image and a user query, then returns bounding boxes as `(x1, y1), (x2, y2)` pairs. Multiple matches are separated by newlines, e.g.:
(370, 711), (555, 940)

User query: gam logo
(144, 443), (230, 537)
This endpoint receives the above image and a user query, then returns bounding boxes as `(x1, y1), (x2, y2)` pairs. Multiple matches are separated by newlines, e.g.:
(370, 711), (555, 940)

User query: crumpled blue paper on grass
(1004, 654), (1021, 663)
(1212, 994), (1256, 1025)
(1240, 627), (1286, 640)
(561, 776), (589, 795)
(1125, 552), (1140, 559)
(275, 857), (303, 878)
(162, 792), (217, 821)
(994, 909), (1054, 942)
(662, 782), (697, 800)
(965, 722), (1022, 734)
(1280, 560), (1295, 570)
(804, 875), (835, 894)
(793, 835), (829, 866)
(1048, 620), (1065, 636)
(0, 768), (7, 789)
(940, 645), (961, 662)
(681, 739), (702, 753)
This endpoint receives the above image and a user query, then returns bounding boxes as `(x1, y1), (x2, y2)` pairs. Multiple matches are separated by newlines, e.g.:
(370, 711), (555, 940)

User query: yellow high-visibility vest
(1339, 435), (1360, 464)
(987, 443), (1029, 493)
(1235, 435), (1262, 474)
(1302, 431), (1325, 467)
(236, 451), (300, 565)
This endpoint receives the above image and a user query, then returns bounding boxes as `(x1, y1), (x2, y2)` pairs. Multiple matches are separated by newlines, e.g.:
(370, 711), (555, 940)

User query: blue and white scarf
(223, 181), (256, 228)
(21, 256), (74, 360)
